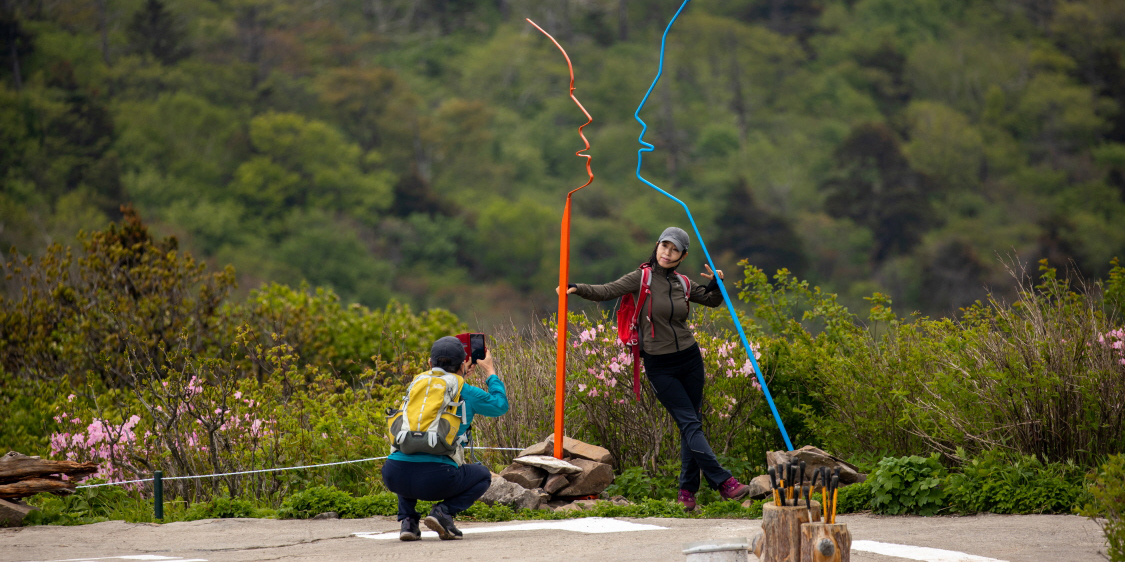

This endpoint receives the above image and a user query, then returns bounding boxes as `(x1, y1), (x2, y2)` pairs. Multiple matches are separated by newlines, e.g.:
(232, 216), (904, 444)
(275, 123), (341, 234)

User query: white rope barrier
(74, 446), (528, 489)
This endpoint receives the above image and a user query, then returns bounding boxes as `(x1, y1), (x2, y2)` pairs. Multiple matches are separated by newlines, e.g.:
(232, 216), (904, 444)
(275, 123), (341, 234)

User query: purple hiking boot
(719, 477), (751, 501)
(677, 489), (697, 511)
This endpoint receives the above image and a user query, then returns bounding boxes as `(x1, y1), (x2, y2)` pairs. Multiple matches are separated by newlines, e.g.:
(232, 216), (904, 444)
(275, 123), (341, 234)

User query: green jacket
(574, 264), (723, 355)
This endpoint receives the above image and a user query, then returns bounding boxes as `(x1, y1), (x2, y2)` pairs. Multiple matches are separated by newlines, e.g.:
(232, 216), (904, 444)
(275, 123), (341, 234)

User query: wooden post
(760, 502), (820, 562)
(799, 523), (850, 562)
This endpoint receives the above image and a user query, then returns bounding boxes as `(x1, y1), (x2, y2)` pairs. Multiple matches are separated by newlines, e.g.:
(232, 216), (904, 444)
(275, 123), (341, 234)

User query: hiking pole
(823, 467), (832, 519)
(768, 466), (780, 506)
(830, 471), (840, 524)
(631, 0), (794, 451)
(807, 469), (817, 522)
(799, 461), (806, 505)
(527, 19), (595, 460)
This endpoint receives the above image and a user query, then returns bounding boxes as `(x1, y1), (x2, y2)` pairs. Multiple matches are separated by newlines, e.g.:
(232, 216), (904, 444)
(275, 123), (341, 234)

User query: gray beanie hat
(657, 227), (690, 252)
(430, 336), (466, 368)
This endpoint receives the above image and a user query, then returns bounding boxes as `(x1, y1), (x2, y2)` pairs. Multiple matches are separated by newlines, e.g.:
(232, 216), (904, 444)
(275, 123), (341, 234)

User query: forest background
(4, 0), (1125, 324)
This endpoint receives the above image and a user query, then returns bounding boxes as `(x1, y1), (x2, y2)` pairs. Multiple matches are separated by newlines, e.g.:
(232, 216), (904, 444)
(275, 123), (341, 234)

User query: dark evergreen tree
(820, 123), (934, 263)
(713, 179), (808, 278)
(0, 4), (32, 89)
(127, 0), (191, 65)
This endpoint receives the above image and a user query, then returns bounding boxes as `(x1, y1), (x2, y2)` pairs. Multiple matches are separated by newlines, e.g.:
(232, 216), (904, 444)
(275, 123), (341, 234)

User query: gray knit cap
(657, 227), (690, 252)
(430, 336), (466, 368)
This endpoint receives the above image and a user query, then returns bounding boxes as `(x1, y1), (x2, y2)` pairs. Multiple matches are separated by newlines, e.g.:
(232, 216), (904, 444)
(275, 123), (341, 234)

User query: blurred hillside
(2, 0), (1123, 324)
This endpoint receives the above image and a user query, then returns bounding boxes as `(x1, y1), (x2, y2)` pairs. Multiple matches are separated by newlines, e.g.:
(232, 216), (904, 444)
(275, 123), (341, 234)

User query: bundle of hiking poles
(768, 460), (842, 524)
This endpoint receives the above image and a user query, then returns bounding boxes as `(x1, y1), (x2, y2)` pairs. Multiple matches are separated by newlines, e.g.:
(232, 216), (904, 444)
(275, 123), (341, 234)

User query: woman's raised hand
(555, 285), (578, 295)
(701, 264), (724, 281)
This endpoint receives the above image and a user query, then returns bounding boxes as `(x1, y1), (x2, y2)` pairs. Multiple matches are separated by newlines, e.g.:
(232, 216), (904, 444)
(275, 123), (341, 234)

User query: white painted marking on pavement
(354, 517), (668, 540)
(852, 540), (1007, 562)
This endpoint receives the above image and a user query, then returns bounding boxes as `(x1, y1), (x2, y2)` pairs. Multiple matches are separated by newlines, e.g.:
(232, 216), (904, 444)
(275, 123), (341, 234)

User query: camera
(454, 333), (487, 364)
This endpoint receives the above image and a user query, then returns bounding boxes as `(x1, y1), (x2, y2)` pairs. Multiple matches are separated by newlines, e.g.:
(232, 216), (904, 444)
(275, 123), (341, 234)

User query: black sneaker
(399, 517), (421, 541)
(423, 506), (463, 540)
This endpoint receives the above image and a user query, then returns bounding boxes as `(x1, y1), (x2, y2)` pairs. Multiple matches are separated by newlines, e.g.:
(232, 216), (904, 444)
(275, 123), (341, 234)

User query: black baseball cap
(431, 336), (466, 367)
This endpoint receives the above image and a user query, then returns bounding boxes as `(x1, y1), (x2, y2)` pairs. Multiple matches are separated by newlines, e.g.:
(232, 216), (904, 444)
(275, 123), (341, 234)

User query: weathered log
(760, 502), (821, 562)
(0, 452), (98, 484)
(0, 477), (78, 499)
(799, 523), (850, 562)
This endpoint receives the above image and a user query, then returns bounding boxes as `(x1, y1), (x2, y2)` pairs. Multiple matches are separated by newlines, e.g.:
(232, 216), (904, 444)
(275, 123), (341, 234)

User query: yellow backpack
(386, 369), (467, 460)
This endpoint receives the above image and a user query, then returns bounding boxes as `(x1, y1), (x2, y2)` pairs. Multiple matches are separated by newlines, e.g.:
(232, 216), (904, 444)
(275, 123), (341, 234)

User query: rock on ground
(556, 458), (613, 497)
(517, 435), (613, 466)
(479, 474), (541, 510)
(513, 455), (582, 475)
(500, 464), (547, 489)
(0, 498), (36, 527)
(745, 474), (773, 499)
(767, 445), (866, 485)
(542, 473), (569, 495)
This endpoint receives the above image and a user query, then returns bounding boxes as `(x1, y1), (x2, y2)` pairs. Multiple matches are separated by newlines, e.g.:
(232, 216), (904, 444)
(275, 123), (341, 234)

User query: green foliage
(603, 467), (678, 502)
(834, 480), (874, 514)
(1081, 455), (1125, 562)
(4, 0), (1123, 321)
(277, 485), (356, 519)
(945, 450), (1087, 515)
(735, 260), (1125, 465)
(869, 455), (947, 516)
(24, 483), (133, 526)
(1108, 258), (1125, 321)
(185, 496), (273, 520)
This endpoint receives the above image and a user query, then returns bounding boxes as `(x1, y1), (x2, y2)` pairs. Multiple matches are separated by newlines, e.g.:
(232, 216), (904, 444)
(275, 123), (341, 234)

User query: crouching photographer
(381, 335), (508, 541)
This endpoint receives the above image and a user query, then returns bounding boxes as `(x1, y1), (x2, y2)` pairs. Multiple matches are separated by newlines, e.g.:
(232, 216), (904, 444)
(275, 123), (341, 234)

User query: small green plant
(602, 466), (677, 501)
(184, 496), (273, 520)
(1081, 455), (1125, 562)
(946, 450), (1087, 514)
(870, 455), (947, 516)
(277, 485), (355, 519)
(834, 480), (873, 514)
(24, 484), (133, 525)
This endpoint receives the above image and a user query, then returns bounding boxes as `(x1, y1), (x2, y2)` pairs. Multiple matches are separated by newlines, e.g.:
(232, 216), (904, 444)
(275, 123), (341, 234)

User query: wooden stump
(760, 502), (821, 562)
(799, 523), (850, 562)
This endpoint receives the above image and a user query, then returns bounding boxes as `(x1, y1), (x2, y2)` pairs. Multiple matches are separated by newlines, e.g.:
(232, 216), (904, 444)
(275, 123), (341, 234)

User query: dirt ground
(2, 513), (1107, 562)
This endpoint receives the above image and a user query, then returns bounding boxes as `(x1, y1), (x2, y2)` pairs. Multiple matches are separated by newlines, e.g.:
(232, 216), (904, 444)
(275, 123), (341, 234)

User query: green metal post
(153, 470), (163, 520)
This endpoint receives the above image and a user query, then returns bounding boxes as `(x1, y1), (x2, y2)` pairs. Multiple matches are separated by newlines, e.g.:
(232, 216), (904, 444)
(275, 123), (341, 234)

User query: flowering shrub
(1101, 328), (1125, 367)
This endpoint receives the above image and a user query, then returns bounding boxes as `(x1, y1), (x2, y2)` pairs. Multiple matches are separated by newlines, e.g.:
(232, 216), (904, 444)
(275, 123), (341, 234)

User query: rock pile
(479, 435), (616, 511)
(740, 445), (867, 504)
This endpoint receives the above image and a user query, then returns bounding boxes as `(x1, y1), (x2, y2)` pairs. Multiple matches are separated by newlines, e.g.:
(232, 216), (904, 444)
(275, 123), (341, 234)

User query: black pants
(381, 459), (491, 521)
(643, 343), (732, 493)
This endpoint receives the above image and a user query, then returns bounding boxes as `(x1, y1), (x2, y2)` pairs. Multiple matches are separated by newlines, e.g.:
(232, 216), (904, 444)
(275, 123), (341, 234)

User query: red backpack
(616, 264), (690, 401)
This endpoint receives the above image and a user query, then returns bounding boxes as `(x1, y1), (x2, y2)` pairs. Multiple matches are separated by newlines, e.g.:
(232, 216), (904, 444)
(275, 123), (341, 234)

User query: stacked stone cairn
(479, 435), (624, 512)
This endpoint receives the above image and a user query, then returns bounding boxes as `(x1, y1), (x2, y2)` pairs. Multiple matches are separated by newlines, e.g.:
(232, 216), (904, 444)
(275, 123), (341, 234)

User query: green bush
(185, 496), (273, 520)
(277, 485), (356, 519)
(347, 493), (399, 518)
(736, 262), (1125, 465)
(1081, 455), (1125, 562)
(834, 480), (873, 514)
(24, 484), (133, 526)
(870, 455), (947, 516)
(946, 450), (1087, 514)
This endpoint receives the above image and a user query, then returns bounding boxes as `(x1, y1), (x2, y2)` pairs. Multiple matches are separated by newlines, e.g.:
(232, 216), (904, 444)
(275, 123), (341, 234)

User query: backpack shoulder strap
(675, 272), (690, 298)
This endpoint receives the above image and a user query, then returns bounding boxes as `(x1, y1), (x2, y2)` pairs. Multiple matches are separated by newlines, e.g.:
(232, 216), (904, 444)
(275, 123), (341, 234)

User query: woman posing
(559, 227), (751, 510)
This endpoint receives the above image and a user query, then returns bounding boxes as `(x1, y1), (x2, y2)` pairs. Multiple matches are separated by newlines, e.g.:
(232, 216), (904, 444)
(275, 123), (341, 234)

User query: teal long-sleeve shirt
(388, 371), (509, 466)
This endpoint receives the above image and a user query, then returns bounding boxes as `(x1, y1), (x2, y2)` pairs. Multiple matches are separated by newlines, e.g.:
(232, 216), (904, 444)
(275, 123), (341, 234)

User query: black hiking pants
(643, 343), (732, 493)
(381, 459), (491, 521)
